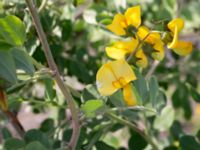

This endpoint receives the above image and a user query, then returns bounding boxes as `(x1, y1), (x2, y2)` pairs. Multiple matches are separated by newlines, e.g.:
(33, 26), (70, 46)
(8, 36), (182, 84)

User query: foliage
(0, 0), (200, 150)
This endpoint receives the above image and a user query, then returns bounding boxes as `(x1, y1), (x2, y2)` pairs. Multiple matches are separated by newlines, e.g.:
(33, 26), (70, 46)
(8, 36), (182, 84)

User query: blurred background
(0, 0), (200, 149)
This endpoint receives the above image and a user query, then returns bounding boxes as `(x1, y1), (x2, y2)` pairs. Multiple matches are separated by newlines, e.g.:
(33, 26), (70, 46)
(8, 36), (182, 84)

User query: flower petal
(106, 14), (126, 35)
(167, 18), (184, 33)
(148, 32), (162, 44)
(168, 26), (178, 48)
(137, 26), (149, 40)
(96, 62), (118, 96)
(108, 59), (137, 83)
(123, 84), (137, 106)
(152, 42), (165, 61)
(137, 26), (161, 45)
(105, 38), (139, 59)
(135, 49), (148, 68)
(96, 60), (136, 96)
(106, 46), (128, 60)
(125, 5), (141, 28)
(172, 41), (193, 56)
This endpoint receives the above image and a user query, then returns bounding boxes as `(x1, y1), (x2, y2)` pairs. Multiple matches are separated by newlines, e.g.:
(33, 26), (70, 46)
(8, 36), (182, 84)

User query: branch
(145, 60), (159, 80)
(107, 112), (159, 150)
(5, 111), (25, 138)
(1, 89), (25, 138)
(25, 1), (80, 149)
(38, 0), (48, 12)
(126, 32), (151, 63)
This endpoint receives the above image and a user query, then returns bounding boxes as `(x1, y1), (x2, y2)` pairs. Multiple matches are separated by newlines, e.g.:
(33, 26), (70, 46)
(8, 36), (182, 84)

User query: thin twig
(145, 60), (159, 80)
(5, 111), (25, 138)
(30, 56), (45, 69)
(0, 90), (25, 138)
(111, 106), (157, 114)
(126, 32), (151, 62)
(25, 1), (80, 150)
(38, 0), (48, 12)
(6, 71), (52, 93)
(107, 112), (159, 150)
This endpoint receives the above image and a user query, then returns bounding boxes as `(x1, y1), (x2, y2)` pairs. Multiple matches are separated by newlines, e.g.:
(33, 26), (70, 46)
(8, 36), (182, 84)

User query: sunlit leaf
(81, 99), (106, 118)
(0, 15), (26, 46)
(154, 106), (175, 131)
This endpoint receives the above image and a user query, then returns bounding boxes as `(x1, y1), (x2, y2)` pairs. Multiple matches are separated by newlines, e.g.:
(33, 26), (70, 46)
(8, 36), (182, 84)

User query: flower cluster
(96, 5), (193, 106)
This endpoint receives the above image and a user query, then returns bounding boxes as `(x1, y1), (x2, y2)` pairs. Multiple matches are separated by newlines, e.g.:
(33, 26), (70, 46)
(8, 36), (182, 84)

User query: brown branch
(126, 32), (151, 62)
(5, 111), (25, 138)
(1, 89), (25, 137)
(145, 60), (159, 80)
(25, 1), (80, 149)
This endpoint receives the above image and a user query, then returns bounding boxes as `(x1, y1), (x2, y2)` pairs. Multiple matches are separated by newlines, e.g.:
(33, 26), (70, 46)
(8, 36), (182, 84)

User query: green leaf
(180, 135), (200, 150)
(131, 84), (142, 105)
(133, 69), (148, 104)
(24, 141), (48, 150)
(0, 15), (26, 46)
(61, 20), (72, 41)
(164, 146), (178, 150)
(170, 121), (184, 140)
(7, 96), (21, 112)
(81, 100), (105, 118)
(62, 129), (72, 142)
(172, 83), (192, 119)
(109, 90), (126, 107)
(196, 129), (200, 141)
(173, 83), (189, 104)
(24, 129), (52, 149)
(63, 128), (87, 150)
(0, 50), (17, 87)
(99, 18), (113, 25)
(11, 48), (35, 74)
(128, 130), (147, 150)
(0, 41), (12, 51)
(190, 86), (200, 103)
(165, 0), (176, 10)
(154, 90), (167, 112)
(154, 106), (175, 131)
(149, 76), (159, 107)
(44, 79), (56, 101)
(85, 129), (103, 150)
(76, 128), (87, 150)
(95, 141), (115, 150)
(40, 118), (54, 134)
(109, 89), (140, 121)
(4, 138), (25, 150)
(1, 127), (12, 140)
(81, 84), (101, 101)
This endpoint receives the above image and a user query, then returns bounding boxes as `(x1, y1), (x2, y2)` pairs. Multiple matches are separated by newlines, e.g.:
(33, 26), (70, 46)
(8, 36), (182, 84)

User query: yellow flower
(152, 42), (165, 61)
(105, 38), (148, 68)
(135, 49), (148, 68)
(167, 18), (193, 56)
(137, 26), (165, 61)
(107, 5), (141, 36)
(105, 38), (138, 60)
(96, 59), (138, 106)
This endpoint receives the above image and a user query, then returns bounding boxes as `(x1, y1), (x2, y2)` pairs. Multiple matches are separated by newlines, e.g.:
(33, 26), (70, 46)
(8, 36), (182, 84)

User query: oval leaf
(0, 50), (17, 87)
(11, 48), (35, 74)
(81, 100), (105, 118)
(153, 106), (175, 131)
(0, 15), (26, 46)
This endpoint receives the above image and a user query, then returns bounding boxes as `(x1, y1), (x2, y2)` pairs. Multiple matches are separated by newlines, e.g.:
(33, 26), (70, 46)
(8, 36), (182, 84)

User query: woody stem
(25, 1), (80, 150)
(126, 32), (151, 62)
